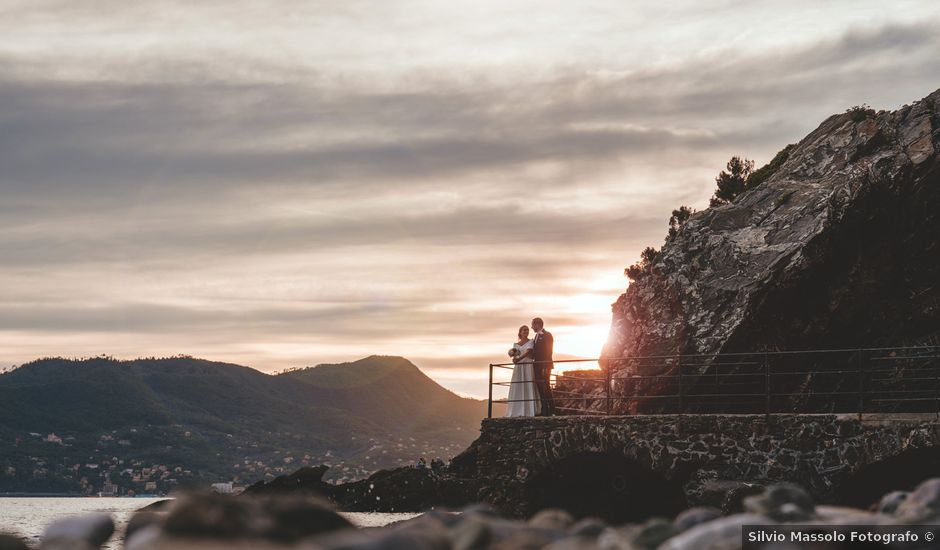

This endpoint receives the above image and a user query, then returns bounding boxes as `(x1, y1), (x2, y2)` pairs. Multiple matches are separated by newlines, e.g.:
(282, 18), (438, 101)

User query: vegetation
(746, 144), (795, 190)
(625, 246), (661, 281)
(667, 206), (695, 242)
(0, 355), (485, 493)
(624, 143), (795, 282)
(709, 156), (755, 206)
(846, 103), (876, 122)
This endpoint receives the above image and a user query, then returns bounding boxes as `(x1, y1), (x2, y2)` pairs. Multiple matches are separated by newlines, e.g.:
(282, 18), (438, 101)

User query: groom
(531, 317), (556, 416)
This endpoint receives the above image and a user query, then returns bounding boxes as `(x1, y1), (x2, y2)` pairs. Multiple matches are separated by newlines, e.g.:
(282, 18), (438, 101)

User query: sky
(1, 1), (939, 397)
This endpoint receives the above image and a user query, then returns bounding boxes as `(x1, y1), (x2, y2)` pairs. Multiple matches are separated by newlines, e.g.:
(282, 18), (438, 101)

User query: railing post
(857, 350), (864, 421)
(932, 347), (940, 419)
(605, 365), (612, 415)
(677, 355), (684, 414)
(632, 365), (639, 413)
(764, 352), (770, 420)
(487, 364), (493, 419)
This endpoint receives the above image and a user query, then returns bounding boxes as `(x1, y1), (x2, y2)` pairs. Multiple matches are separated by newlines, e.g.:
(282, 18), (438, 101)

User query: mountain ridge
(0, 354), (484, 493)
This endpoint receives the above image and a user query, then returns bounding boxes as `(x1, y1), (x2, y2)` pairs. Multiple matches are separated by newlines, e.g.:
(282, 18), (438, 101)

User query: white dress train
(505, 339), (540, 417)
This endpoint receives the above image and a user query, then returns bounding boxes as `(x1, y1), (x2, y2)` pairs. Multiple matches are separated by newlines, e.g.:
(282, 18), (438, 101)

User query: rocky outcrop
(602, 88), (940, 412)
(245, 463), (479, 513)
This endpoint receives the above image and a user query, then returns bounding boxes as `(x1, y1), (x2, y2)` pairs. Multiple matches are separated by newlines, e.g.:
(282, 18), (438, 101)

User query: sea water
(0, 497), (420, 548)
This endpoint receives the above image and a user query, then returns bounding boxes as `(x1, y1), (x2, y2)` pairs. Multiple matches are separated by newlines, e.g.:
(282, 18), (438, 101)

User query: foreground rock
(41, 514), (113, 550)
(26, 479), (940, 549)
(602, 87), (940, 413)
(0, 534), (28, 550)
(122, 492), (351, 549)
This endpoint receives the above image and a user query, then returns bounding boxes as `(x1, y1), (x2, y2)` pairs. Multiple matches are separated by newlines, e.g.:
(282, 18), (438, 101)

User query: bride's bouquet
(508, 347), (519, 358)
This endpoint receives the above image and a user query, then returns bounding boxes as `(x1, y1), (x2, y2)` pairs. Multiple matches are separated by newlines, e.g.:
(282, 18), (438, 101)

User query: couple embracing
(505, 317), (556, 417)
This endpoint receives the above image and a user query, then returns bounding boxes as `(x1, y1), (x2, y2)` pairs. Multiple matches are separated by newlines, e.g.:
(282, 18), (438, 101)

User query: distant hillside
(0, 355), (485, 494)
(284, 356), (484, 440)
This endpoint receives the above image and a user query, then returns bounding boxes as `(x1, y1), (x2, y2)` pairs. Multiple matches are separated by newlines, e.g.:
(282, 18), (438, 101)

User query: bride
(505, 325), (540, 417)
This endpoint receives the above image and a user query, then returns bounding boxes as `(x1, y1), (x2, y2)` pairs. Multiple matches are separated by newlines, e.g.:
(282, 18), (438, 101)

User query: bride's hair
(518, 325), (530, 341)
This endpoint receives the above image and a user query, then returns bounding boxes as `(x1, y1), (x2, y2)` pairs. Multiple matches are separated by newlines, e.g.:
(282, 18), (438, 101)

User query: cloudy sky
(1, 0), (938, 396)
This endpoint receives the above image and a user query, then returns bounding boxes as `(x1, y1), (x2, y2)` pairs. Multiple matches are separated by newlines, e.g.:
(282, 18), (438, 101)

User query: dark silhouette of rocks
(0, 534), (28, 550)
(246, 463), (479, 513)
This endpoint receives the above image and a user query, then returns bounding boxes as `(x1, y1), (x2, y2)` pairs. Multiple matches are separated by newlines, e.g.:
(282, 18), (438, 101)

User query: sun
(554, 323), (611, 370)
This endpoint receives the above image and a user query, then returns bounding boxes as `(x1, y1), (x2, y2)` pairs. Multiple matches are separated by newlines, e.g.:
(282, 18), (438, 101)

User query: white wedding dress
(505, 339), (540, 417)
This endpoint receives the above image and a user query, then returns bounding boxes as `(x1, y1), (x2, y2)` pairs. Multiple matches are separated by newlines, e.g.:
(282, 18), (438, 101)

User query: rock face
(602, 89), (940, 411)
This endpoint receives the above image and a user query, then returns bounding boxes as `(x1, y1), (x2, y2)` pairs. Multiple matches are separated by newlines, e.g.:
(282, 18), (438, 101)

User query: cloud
(1, 20), (937, 203)
(0, 7), (938, 394)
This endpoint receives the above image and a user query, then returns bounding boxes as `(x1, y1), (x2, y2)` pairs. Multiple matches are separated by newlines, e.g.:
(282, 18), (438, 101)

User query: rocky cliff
(602, 88), (940, 411)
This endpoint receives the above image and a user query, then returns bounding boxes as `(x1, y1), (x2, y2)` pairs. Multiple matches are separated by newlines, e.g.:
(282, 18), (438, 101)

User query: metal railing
(487, 346), (940, 418)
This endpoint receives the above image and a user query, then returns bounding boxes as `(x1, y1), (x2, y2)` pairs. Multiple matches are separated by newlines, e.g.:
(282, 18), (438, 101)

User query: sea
(0, 497), (420, 549)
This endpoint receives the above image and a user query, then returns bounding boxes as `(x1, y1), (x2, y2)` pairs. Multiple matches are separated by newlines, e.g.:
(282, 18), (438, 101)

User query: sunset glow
(1, 1), (938, 398)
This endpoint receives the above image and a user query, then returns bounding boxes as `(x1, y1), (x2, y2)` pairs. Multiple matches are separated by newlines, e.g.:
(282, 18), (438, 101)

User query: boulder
(743, 484), (814, 522)
(529, 509), (575, 531)
(895, 478), (940, 521)
(672, 507), (722, 532)
(657, 513), (773, 550)
(126, 490), (352, 547)
(569, 518), (608, 538)
(875, 491), (909, 515)
(41, 513), (114, 550)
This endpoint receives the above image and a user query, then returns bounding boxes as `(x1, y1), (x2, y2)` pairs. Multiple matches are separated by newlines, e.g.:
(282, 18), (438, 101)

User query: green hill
(284, 356), (484, 440)
(0, 355), (485, 494)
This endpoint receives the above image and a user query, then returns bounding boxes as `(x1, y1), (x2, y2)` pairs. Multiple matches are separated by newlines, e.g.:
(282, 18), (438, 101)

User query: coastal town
(0, 426), (466, 497)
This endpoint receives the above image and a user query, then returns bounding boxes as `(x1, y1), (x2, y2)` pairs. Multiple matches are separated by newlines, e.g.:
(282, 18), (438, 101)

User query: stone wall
(461, 414), (940, 519)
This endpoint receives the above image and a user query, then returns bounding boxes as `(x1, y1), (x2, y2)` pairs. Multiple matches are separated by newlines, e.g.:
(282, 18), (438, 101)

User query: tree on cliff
(667, 206), (695, 241)
(709, 156), (754, 206)
(625, 246), (661, 281)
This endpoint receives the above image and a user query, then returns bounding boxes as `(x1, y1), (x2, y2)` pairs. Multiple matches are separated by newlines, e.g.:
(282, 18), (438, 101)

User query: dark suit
(532, 330), (555, 415)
